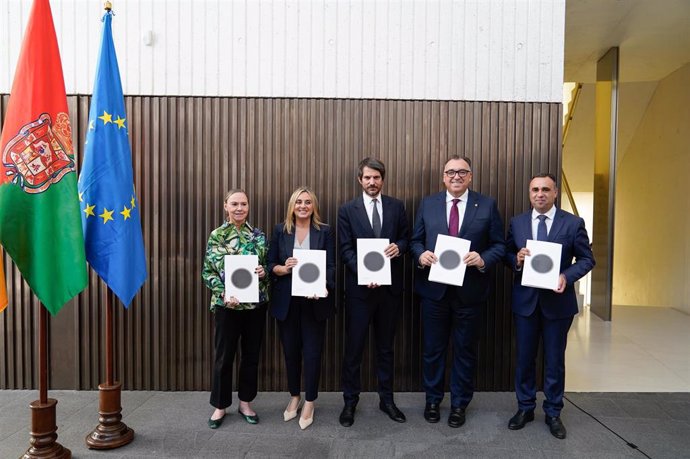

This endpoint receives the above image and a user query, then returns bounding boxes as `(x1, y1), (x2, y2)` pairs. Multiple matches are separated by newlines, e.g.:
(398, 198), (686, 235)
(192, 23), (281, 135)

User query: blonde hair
(283, 186), (323, 234)
(224, 189), (248, 221)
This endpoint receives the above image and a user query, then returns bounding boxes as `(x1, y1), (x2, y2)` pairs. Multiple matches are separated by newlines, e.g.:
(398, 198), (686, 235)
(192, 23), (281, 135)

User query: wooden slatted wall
(0, 95), (561, 391)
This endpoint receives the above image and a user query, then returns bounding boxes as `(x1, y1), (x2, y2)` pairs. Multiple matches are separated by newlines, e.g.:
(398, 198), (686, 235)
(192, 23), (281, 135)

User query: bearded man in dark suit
(338, 157), (410, 427)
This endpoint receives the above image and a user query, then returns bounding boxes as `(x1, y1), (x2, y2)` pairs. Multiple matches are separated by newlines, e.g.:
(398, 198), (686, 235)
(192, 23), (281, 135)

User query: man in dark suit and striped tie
(505, 173), (595, 439)
(337, 157), (410, 427)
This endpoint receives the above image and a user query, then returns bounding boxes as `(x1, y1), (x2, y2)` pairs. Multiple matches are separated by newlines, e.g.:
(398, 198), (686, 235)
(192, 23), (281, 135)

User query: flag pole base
(85, 382), (134, 450)
(22, 399), (71, 459)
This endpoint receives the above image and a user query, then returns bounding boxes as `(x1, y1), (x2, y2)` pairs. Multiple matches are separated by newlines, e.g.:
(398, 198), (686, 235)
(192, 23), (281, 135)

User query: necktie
(372, 198), (382, 237)
(448, 198), (460, 236)
(537, 214), (548, 241)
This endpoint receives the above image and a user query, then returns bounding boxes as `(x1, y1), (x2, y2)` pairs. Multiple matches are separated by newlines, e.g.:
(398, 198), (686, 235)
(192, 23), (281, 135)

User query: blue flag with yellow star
(78, 10), (146, 307)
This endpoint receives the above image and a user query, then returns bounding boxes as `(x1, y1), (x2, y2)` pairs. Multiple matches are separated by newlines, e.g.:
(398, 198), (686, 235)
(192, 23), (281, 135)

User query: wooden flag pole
(85, 287), (134, 449)
(83, 1), (134, 450)
(39, 305), (48, 403)
(22, 305), (71, 459)
(106, 285), (113, 386)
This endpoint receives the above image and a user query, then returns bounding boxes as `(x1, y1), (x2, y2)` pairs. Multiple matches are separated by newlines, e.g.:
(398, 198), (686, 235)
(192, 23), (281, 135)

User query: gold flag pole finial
(104, 1), (112, 11)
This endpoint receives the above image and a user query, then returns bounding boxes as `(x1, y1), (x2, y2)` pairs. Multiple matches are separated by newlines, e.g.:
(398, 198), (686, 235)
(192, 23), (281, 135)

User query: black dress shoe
(424, 403), (440, 423)
(448, 406), (466, 428)
(339, 404), (356, 427)
(379, 401), (406, 423)
(545, 415), (567, 439)
(508, 409), (534, 430)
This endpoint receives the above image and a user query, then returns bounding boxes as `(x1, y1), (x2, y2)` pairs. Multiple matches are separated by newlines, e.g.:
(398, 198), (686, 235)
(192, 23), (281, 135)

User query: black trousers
(277, 297), (327, 401)
(342, 289), (400, 405)
(209, 305), (266, 410)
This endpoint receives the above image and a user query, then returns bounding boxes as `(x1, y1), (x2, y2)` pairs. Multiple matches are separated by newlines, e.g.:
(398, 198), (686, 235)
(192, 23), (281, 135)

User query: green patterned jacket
(202, 221), (269, 311)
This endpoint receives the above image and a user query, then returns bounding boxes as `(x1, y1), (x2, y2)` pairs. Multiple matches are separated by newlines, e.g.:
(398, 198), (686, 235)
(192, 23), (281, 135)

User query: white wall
(0, 0), (565, 101)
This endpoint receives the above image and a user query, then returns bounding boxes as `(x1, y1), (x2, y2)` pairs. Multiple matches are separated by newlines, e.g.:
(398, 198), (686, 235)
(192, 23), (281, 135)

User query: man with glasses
(410, 155), (505, 428)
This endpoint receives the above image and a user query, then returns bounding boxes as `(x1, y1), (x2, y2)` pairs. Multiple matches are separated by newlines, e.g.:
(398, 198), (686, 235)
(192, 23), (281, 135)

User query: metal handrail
(563, 83), (583, 146)
(561, 170), (579, 217)
(561, 83), (583, 217)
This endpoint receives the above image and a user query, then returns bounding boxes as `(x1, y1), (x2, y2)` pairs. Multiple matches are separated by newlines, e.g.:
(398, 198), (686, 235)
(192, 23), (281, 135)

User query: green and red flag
(0, 0), (87, 315)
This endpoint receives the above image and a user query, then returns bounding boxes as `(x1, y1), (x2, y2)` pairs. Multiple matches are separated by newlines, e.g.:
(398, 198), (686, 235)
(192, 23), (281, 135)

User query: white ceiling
(565, 0), (690, 82)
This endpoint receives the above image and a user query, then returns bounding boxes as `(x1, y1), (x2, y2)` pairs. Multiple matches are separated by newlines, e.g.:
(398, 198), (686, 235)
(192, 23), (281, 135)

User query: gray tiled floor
(1, 391), (689, 458)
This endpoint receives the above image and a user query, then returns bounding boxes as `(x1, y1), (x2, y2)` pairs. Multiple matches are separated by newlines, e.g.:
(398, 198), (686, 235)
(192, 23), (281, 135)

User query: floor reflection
(566, 305), (690, 392)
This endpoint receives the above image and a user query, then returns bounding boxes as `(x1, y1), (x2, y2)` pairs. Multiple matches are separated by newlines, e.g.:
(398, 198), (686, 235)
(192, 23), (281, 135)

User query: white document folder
(357, 238), (391, 285)
(291, 249), (327, 298)
(428, 234), (471, 286)
(521, 239), (562, 290)
(224, 254), (259, 303)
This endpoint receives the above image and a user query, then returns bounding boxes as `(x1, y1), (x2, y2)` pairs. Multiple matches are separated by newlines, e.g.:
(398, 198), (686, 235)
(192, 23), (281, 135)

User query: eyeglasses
(444, 169), (471, 178)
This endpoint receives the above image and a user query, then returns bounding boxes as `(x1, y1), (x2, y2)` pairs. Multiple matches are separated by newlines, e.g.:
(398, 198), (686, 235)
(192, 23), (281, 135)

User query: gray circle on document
(231, 268), (253, 289)
(363, 252), (385, 272)
(439, 250), (461, 270)
(298, 263), (320, 283)
(530, 254), (554, 274)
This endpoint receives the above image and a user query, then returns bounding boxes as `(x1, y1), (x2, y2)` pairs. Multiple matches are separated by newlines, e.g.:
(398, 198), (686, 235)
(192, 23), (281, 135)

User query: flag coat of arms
(0, 0), (87, 315)
(78, 10), (147, 307)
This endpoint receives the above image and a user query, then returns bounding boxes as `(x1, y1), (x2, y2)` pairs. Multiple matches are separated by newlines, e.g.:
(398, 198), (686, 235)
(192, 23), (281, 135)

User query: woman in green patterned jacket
(202, 189), (269, 428)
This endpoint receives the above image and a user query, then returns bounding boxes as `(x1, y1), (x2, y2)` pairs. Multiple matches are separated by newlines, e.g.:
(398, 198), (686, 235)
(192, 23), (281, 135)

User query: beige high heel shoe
(299, 403), (314, 430)
(283, 397), (302, 421)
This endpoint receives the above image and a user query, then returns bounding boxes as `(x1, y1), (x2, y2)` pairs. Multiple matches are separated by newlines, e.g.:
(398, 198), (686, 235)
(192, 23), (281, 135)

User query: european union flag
(78, 10), (146, 306)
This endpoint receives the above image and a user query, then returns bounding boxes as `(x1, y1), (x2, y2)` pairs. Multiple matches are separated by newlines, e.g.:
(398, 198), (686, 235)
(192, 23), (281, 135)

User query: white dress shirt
(446, 189), (469, 234)
(362, 192), (383, 229)
(531, 205), (557, 239)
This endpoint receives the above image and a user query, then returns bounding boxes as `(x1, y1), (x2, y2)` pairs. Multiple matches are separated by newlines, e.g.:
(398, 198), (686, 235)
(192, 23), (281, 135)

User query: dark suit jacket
(410, 190), (506, 303)
(505, 208), (595, 319)
(337, 194), (409, 300)
(267, 223), (336, 321)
